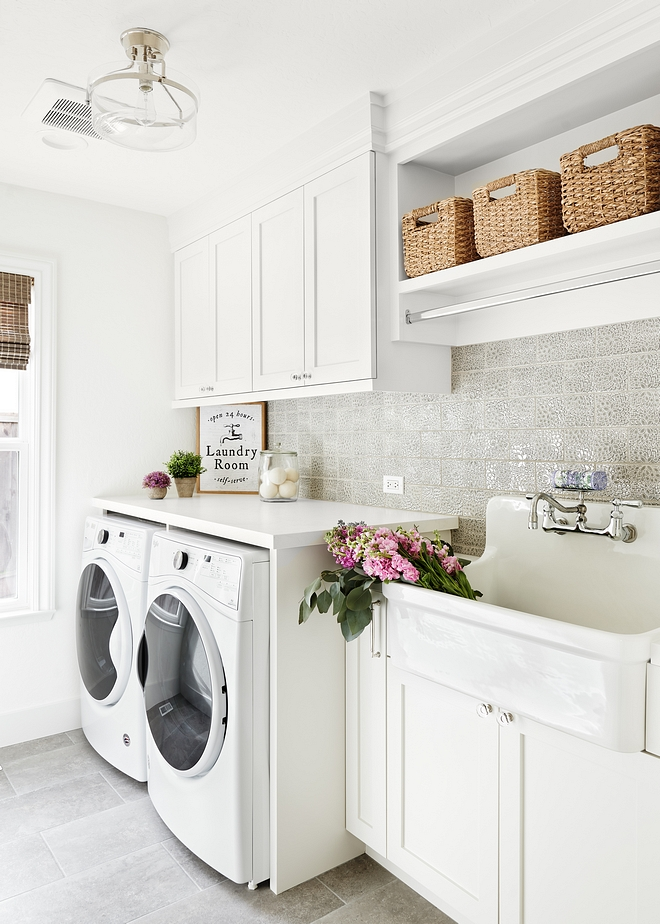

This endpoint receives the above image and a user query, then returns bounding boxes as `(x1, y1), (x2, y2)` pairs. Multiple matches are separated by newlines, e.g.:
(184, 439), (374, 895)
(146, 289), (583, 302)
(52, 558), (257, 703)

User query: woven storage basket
(402, 197), (479, 277)
(473, 169), (565, 258)
(560, 124), (660, 233)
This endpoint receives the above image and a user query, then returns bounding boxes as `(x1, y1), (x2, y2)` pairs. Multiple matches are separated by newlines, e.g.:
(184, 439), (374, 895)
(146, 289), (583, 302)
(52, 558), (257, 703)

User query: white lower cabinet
(348, 631), (660, 924)
(387, 666), (499, 924)
(498, 714), (660, 924)
(345, 600), (387, 856)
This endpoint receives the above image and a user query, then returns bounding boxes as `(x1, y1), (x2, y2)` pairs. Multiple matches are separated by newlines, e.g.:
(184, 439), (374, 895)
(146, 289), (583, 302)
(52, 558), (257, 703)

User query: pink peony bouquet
(299, 521), (481, 642)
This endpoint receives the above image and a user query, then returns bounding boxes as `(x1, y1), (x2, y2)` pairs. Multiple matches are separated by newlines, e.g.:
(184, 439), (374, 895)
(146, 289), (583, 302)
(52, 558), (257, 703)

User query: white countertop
(91, 494), (458, 550)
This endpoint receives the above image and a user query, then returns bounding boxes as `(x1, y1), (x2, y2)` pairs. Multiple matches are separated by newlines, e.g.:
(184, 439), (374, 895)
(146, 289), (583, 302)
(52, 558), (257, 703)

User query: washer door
(76, 560), (132, 705)
(143, 589), (228, 776)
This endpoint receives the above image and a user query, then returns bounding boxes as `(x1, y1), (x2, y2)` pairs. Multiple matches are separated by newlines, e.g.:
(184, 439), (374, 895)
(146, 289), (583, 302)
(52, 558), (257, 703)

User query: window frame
(0, 254), (55, 623)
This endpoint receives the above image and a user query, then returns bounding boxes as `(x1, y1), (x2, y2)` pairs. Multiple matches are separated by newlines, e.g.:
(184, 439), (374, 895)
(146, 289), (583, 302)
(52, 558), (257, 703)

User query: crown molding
(383, 0), (660, 157)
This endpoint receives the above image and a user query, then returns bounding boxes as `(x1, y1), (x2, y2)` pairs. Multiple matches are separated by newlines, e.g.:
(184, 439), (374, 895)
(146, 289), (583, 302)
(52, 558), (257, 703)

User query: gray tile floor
(0, 731), (457, 923)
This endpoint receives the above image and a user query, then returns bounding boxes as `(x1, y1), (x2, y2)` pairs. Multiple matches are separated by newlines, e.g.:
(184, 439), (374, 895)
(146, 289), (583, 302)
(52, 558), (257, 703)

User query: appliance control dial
(173, 550), (188, 570)
(97, 529), (109, 544)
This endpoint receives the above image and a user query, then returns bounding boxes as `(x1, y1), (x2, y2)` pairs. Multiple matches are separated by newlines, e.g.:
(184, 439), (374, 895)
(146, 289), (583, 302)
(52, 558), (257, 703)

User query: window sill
(0, 609), (55, 626)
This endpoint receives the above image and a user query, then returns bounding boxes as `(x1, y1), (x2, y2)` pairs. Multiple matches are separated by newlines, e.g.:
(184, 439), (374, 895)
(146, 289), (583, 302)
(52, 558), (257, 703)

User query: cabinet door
(252, 189), (305, 391)
(210, 216), (253, 395)
(304, 153), (375, 386)
(346, 599), (386, 855)
(499, 715), (660, 924)
(174, 238), (216, 400)
(387, 666), (499, 924)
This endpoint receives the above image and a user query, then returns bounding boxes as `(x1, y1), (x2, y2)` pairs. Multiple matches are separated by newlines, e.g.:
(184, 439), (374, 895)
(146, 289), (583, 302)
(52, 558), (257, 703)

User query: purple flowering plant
(299, 521), (481, 642)
(142, 471), (172, 490)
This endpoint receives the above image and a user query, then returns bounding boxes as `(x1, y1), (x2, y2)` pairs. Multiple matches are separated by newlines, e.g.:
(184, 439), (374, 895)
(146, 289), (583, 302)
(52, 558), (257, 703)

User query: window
(0, 256), (55, 620)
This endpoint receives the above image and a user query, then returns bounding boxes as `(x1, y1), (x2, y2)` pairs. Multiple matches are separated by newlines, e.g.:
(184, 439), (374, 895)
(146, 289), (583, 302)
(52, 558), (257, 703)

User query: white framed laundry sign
(196, 403), (266, 494)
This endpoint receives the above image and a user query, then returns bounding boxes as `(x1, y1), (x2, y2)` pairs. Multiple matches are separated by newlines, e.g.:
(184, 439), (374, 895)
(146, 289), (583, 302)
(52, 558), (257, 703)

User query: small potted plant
(165, 450), (206, 498)
(142, 470), (171, 500)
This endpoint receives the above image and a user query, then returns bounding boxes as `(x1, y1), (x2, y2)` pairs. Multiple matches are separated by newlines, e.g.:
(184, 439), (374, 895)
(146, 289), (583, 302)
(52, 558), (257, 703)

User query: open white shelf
(397, 211), (660, 345)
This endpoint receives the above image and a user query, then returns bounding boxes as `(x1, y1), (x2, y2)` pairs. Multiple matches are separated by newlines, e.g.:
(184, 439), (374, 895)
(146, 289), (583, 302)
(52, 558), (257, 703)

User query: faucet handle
(612, 498), (643, 509)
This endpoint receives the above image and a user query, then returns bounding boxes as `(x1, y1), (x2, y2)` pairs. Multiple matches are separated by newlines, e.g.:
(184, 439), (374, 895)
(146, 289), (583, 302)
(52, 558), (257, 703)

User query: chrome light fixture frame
(88, 28), (199, 149)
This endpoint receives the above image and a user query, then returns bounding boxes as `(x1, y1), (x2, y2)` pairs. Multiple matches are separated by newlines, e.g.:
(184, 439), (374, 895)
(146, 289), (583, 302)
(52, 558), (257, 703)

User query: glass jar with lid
(258, 445), (299, 502)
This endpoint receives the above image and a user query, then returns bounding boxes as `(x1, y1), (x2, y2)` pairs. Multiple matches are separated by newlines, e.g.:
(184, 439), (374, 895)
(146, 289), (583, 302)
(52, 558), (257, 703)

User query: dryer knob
(173, 550), (188, 570)
(97, 529), (109, 545)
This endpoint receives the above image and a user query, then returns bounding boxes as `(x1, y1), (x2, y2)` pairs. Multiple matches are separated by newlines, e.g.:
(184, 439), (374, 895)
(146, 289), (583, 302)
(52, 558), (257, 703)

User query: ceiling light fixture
(87, 28), (199, 153)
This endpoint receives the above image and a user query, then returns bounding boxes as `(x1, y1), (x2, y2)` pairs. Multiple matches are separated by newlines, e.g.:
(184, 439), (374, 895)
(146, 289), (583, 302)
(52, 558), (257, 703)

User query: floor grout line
(314, 877), (347, 905)
(39, 829), (67, 879)
(160, 837), (204, 892)
(98, 767), (135, 804)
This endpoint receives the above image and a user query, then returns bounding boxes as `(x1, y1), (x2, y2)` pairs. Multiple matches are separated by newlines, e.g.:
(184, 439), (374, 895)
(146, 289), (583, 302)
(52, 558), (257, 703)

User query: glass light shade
(88, 62), (199, 152)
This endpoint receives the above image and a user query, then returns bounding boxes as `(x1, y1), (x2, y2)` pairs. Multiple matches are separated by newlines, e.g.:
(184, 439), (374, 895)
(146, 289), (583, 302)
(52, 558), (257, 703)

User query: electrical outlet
(383, 475), (404, 494)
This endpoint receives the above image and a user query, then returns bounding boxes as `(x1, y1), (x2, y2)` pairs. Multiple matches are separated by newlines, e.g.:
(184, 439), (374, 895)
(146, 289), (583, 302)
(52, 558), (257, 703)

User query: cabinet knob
(498, 711), (515, 726)
(476, 703), (493, 718)
(302, 372), (312, 380)
(290, 373), (301, 381)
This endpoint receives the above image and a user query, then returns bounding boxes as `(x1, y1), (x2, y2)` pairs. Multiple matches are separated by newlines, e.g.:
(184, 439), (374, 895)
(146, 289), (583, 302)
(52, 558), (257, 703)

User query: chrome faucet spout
(528, 492), (586, 530)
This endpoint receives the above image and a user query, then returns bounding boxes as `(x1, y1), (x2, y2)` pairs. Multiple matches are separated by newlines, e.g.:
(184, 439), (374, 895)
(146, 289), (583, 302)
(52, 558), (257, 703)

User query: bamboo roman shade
(0, 273), (33, 370)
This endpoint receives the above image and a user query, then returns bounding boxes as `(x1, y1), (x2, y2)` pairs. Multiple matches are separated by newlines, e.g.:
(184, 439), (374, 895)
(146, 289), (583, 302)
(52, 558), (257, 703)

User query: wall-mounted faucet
(528, 492), (642, 542)
(527, 471), (642, 542)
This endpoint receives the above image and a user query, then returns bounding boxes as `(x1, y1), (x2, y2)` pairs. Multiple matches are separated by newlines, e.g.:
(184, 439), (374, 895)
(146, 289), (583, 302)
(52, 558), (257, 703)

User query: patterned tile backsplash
(267, 317), (660, 556)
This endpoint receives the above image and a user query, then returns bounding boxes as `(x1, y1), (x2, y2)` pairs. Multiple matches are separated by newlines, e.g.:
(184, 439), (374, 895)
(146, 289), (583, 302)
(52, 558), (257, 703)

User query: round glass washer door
(76, 560), (132, 705)
(143, 588), (228, 777)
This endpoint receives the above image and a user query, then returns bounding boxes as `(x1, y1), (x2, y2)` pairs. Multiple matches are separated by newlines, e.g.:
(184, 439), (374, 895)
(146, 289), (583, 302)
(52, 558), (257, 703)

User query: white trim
(0, 609), (55, 626)
(383, 0), (660, 154)
(0, 696), (80, 749)
(0, 253), (56, 617)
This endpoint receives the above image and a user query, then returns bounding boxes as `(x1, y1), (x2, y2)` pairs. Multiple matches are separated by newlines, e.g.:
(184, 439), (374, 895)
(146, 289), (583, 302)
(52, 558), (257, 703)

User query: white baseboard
(0, 697), (81, 748)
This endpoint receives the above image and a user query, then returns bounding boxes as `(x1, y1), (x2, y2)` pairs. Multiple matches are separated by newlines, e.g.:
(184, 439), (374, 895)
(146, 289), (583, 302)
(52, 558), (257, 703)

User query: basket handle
(409, 202), (444, 223)
(484, 174), (517, 200)
(576, 133), (619, 163)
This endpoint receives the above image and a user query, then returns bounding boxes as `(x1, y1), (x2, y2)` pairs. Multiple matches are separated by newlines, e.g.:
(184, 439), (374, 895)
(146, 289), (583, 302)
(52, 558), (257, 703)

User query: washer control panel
(151, 535), (243, 610)
(199, 552), (242, 609)
(85, 517), (147, 571)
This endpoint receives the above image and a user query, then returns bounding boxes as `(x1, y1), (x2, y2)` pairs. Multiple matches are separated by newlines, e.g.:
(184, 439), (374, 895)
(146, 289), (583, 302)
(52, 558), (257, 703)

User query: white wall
(0, 182), (195, 746)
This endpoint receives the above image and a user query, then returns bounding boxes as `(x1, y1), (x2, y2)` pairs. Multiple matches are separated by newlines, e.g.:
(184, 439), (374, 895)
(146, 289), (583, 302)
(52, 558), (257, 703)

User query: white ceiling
(1, 0), (573, 216)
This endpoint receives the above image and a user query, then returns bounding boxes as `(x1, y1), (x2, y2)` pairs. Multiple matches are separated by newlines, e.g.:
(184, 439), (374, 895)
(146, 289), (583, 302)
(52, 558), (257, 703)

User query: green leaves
(298, 567), (380, 641)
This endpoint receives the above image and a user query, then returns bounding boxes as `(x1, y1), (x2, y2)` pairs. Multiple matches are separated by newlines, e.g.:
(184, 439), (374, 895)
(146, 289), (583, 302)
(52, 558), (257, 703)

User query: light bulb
(137, 81), (156, 127)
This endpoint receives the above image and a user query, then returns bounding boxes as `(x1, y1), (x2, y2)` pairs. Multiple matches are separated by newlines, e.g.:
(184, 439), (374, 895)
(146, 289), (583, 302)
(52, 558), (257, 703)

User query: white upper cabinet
(211, 216), (253, 396)
(304, 154), (375, 386)
(174, 238), (215, 400)
(174, 153), (379, 405)
(253, 153), (375, 393)
(174, 217), (252, 401)
(252, 189), (305, 391)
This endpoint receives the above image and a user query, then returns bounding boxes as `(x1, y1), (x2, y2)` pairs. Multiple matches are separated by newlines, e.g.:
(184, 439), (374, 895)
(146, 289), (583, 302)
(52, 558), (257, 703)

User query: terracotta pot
(174, 476), (197, 498)
(148, 486), (168, 500)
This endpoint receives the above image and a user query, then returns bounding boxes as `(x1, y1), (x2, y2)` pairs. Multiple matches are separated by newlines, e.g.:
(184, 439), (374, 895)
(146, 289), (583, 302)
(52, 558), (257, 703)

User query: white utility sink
(385, 495), (660, 752)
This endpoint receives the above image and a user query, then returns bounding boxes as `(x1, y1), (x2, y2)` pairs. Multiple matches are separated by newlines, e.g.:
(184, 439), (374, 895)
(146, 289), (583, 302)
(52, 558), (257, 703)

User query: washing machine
(76, 514), (160, 781)
(141, 529), (270, 887)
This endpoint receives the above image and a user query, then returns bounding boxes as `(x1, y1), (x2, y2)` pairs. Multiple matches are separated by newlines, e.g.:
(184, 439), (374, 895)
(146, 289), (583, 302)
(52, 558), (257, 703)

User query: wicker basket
(560, 124), (660, 233)
(402, 197), (479, 277)
(473, 169), (565, 258)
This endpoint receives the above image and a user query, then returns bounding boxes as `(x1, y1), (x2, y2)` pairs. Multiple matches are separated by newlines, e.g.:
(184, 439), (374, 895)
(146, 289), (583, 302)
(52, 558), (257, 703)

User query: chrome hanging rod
(404, 262), (660, 325)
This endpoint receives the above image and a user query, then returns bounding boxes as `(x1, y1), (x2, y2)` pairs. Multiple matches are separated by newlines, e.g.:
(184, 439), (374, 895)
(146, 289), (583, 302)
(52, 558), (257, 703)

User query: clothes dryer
(141, 529), (270, 887)
(76, 514), (160, 781)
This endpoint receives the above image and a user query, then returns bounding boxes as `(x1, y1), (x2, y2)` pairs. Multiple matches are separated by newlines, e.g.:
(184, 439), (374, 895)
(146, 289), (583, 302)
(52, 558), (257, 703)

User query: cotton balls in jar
(258, 450), (300, 502)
